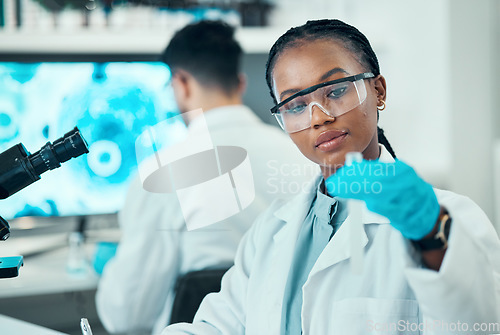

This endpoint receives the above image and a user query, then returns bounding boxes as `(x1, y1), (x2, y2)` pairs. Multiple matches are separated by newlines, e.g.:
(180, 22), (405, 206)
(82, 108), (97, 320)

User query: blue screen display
(0, 62), (181, 219)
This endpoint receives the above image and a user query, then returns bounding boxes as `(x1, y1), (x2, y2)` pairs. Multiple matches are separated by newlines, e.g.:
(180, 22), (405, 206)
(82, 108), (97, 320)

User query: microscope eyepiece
(0, 126), (89, 200)
(29, 127), (89, 176)
(52, 127), (89, 163)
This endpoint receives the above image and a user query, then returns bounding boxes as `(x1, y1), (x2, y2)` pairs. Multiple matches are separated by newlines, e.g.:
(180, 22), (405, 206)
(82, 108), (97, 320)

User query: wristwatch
(413, 210), (452, 251)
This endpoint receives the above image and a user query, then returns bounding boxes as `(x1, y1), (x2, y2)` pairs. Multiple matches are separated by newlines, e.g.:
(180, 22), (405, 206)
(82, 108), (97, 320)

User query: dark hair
(160, 20), (242, 95)
(265, 19), (396, 158)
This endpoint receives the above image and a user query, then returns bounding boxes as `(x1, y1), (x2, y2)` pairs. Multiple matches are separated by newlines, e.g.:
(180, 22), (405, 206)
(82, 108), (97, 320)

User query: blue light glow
(0, 62), (183, 219)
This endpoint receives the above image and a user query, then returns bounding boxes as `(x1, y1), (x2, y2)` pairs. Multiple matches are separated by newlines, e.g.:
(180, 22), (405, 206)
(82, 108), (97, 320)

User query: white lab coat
(96, 105), (318, 335)
(162, 146), (500, 335)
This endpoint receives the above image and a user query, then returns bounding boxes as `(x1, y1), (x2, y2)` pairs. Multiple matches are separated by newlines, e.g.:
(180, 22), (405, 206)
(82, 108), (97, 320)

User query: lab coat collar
(311, 144), (396, 275)
(187, 105), (261, 133)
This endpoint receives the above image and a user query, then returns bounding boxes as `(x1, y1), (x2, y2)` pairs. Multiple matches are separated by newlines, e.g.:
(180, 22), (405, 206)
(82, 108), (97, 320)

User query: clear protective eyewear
(270, 72), (374, 133)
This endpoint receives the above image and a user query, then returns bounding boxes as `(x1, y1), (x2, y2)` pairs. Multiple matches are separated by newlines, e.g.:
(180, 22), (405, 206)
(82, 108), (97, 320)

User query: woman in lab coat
(162, 19), (500, 335)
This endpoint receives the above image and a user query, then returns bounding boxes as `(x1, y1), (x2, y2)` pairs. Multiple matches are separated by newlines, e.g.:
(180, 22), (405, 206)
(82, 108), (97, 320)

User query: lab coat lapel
(311, 144), (394, 276)
(310, 204), (390, 275)
(262, 146), (394, 330)
(263, 176), (320, 333)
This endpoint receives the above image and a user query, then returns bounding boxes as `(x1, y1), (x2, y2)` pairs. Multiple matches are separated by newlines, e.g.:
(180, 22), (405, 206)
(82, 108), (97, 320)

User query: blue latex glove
(325, 159), (441, 240)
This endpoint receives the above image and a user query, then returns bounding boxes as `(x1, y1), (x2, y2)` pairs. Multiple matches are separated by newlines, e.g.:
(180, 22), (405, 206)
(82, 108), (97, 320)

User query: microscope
(0, 127), (89, 278)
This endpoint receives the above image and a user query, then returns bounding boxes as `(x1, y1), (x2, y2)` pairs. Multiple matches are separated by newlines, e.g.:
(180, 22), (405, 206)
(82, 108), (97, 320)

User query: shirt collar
(312, 179), (338, 224)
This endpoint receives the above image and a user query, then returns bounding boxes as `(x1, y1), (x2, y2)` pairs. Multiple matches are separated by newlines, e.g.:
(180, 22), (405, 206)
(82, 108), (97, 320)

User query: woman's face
(271, 39), (386, 178)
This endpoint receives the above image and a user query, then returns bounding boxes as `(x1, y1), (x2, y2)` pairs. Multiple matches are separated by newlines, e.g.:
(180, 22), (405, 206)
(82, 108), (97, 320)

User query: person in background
(95, 20), (316, 335)
(160, 19), (500, 335)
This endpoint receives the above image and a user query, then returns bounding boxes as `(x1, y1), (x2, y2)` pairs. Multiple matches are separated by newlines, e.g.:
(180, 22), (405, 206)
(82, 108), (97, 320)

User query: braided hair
(265, 19), (396, 158)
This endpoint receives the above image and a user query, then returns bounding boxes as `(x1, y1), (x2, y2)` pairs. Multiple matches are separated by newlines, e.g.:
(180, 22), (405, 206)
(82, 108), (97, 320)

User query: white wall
(495, 2), (500, 231)
(448, 0), (497, 228)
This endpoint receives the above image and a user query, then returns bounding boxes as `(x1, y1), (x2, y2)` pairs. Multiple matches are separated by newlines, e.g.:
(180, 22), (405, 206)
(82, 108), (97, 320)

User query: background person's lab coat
(162, 146), (500, 335)
(96, 105), (318, 334)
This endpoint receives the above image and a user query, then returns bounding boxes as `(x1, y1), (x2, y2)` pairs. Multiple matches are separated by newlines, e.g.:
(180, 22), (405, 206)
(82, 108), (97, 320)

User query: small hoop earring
(377, 100), (386, 111)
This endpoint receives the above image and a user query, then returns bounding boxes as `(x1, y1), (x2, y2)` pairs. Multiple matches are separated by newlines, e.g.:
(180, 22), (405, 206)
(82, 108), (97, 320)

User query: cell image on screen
(0, 62), (183, 219)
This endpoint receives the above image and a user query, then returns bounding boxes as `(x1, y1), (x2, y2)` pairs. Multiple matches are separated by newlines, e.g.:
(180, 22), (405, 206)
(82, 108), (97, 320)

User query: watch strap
(413, 212), (451, 251)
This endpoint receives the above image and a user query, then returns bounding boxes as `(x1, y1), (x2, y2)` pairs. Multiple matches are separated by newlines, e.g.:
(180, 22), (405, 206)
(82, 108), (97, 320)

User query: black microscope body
(0, 127), (89, 278)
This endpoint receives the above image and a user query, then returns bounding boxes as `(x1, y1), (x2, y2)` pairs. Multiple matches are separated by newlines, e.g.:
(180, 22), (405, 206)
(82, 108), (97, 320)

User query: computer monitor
(0, 58), (182, 220)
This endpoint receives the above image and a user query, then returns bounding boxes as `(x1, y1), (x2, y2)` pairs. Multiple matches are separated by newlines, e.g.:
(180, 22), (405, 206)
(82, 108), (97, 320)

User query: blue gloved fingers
(325, 158), (441, 241)
(374, 180), (440, 240)
(325, 161), (385, 199)
(398, 184), (441, 240)
(377, 175), (427, 208)
(326, 160), (416, 200)
(363, 190), (419, 224)
(377, 174), (436, 215)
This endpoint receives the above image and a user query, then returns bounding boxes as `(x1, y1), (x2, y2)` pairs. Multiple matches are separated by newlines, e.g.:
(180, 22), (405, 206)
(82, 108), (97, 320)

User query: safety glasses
(270, 72), (374, 133)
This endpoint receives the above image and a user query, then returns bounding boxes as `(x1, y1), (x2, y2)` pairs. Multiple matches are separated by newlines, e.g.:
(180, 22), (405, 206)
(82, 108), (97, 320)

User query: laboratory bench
(0, 214), (120, 335)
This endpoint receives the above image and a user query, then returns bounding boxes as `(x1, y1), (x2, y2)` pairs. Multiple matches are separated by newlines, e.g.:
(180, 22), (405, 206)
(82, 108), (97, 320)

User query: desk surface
(1, 314), (68, 334)
(0, 234), (102, 299)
